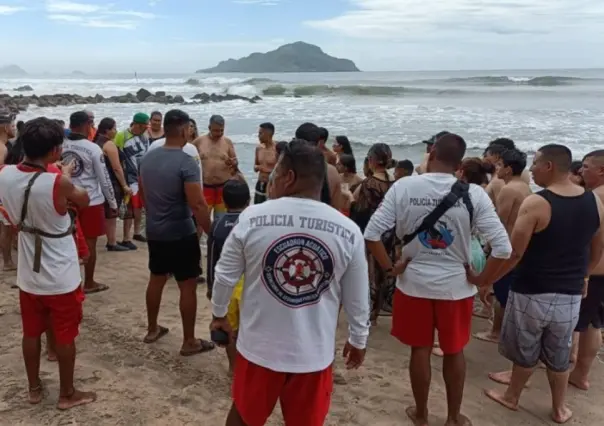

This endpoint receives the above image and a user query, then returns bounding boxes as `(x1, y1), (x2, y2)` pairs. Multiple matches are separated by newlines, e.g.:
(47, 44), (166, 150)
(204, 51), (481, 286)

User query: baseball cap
(0, 108), (15, 125)
(422, 130), (450, 145)
(133, 112), (150, 125)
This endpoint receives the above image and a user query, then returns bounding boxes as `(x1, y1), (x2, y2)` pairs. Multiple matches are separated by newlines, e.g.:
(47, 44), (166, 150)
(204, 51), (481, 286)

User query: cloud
(45, 1), (155, 29)
(305, 0), (604, 40)
(0, 5), (26, 14)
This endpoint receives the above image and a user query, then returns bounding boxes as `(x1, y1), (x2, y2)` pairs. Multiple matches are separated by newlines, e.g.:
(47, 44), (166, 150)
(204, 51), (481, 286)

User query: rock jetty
(0, 88), (261, 115)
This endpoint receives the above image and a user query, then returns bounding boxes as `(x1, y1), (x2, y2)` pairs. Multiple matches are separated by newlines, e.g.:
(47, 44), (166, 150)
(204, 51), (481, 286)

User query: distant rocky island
(196, 42), (359, 73)
(72, 70), (87, 76)
(0, 65), (28, 76)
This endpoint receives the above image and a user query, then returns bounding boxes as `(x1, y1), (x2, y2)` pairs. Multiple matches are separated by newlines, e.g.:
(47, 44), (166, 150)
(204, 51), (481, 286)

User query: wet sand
(1, 238), (603, 426)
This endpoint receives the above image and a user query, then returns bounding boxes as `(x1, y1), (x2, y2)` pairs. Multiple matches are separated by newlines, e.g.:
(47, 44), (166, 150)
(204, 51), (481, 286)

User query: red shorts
(391, 290), (473, 355)
(232, 353), (333, 426)
(78, 204), (106, 238)
(131, 193), (144, 209)
(20, 287), (84, 345)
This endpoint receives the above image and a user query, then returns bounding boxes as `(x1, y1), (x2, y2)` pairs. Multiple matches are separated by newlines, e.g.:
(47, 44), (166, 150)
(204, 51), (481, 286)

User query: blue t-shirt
(140, 147), (201, 241)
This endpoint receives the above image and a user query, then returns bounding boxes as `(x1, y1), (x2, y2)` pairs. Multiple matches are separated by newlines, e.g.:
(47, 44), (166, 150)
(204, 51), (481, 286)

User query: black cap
(69, 111), (90, 128)
(0, 108), (14, 124)
(422, 130), (450, 145)
(164, 109), (191, 128)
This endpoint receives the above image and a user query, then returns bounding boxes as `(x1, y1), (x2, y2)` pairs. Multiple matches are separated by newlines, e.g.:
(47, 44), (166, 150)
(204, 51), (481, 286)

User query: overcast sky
(1, 0), (603, 73)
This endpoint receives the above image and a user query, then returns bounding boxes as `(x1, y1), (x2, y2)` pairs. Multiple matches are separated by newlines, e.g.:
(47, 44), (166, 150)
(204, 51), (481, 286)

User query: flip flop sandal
(84, 284), (109, 295)
(180, 339), (215, 357)
(143, 326), (169, 344)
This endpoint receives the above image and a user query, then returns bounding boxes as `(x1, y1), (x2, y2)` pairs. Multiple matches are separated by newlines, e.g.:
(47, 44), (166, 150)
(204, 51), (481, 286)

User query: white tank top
(0, 165), (81, 295)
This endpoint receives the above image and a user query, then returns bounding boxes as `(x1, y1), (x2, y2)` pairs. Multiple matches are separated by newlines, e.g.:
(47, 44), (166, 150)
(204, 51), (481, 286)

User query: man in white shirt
(62, 111), (117, 294)
(365, 133), (511, 426)
(210, 139), (370, 426)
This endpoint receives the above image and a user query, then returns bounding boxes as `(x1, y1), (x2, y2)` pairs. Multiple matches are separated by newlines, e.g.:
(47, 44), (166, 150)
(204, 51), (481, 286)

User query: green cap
(133, 112), (150, 124)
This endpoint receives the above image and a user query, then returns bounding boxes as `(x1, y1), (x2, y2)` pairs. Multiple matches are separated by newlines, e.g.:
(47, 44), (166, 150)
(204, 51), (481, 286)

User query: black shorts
(104, 181), (123, 219)
(575, 275), (604, 332)
(148, 233), (201, 282)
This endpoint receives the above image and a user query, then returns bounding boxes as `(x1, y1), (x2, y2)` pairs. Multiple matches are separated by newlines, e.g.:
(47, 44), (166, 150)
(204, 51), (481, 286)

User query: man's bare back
(589, 184), (604, 275)
(195, 134), (237, 185)
(496, 178), (532, 234)
(255, 143), (277, 183)
(488, 170), (530, 208)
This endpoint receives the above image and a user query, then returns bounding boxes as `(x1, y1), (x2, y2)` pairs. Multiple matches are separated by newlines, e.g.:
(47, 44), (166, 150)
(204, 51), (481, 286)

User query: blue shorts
(493, 270), (516, 307)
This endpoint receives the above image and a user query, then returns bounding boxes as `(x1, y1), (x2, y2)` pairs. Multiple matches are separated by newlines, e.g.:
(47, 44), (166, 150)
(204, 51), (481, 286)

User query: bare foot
(487, 371), (530, 387)
(57, 389), (97, 410)
(405, 406), (429, 426)
(473, 307), (491, 319)
(47, 351), (57, 362)
(445, 414), (472, 426)
(568, 372), (589, 391)
(484, 389), (519, 411)
(551, 406), (573, 424)
(473, 331), (500, 343)
(28, 381), (43, 405)
(432, 347), (444, 357)
(83, 282), (109, 295)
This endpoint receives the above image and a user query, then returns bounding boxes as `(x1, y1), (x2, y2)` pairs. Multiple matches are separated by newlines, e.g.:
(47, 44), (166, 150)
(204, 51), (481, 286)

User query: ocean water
(2, 69), (603, 184)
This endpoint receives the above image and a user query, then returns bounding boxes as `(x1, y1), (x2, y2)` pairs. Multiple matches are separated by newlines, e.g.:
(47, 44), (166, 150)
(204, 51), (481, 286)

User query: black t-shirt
(206, 212), (241, 293)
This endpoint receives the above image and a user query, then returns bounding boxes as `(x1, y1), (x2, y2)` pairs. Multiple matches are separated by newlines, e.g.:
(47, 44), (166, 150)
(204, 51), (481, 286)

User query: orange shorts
(391, 290), (473, 355)
(20, 287), (85, 345)
(131, 193), (144, 209)
(203, 183), (226, 214)
(232, 353), (333, 426)
(78, 203), (106, 238)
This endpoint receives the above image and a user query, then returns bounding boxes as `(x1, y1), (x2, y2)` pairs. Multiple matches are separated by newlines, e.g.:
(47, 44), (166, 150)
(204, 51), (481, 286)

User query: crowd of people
(0, 105), (603, 426)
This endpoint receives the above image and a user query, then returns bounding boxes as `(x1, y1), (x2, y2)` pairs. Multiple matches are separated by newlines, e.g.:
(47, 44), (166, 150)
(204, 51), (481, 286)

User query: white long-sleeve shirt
(62, 135), (116, 209)
(211, 197), (370, 373)
(365, 173), (511, 300)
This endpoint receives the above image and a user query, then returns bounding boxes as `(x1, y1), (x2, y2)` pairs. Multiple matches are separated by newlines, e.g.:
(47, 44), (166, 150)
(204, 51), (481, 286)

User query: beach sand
(1, 237), (603, 426)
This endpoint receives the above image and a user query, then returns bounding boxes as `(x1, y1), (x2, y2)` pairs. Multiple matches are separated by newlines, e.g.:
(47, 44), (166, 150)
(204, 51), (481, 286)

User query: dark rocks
(0, 87), (262, 114)
(14, 85), (33, 92)
(136, 88), (152, 102)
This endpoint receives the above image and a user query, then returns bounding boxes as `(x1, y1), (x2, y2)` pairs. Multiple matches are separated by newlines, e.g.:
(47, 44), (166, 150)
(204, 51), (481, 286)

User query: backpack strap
(402, 181), (471, 246)
(17, 172), (75, 273)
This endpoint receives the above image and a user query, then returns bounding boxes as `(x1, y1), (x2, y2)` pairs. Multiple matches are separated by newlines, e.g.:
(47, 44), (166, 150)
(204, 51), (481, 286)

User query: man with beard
(193, 115), (238, 220)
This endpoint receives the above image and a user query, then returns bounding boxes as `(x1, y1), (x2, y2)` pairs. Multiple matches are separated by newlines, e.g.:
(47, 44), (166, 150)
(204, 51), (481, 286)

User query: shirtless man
(470, 144), (604, 424)
(295, 123), (343, 210)
(483, 139), (531, 207)
(193, 115), (237, 219)
(318, 127), (338, 166)
(474, 148), (531, 346)
(253, 122), (277, 204)
(569, 150), (604, 391)
(0, 109), (17, 271)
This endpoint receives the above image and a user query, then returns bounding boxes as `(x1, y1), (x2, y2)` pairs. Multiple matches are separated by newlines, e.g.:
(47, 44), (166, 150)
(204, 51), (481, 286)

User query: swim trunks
(499, 291), (581, 372)
(254, 181), (267, 204)
(493, 270), (516, 307)
(575, 275), (604, 332)
(203, 182), (227, 218)
(226, 276), (244, 331)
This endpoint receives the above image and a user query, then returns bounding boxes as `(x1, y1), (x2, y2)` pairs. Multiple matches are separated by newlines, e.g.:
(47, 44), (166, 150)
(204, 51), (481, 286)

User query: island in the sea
(196, 42), (360, 73)
(0, 65), (28, 76)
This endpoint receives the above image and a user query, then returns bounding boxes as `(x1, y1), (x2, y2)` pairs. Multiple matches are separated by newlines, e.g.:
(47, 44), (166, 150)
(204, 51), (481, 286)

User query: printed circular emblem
(418, 220), (454, 250)
(61, 151), (84, 178)
(262, 233), (335, 308)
